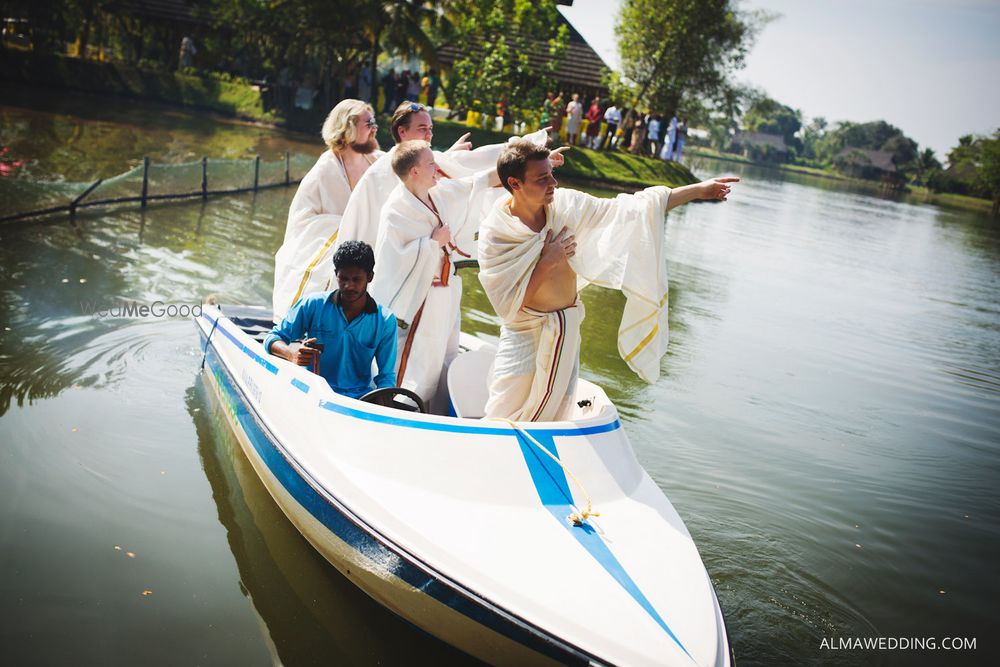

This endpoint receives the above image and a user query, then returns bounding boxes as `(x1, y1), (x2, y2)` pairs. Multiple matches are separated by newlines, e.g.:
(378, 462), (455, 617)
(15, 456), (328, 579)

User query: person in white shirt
(600, 104), (622, 150)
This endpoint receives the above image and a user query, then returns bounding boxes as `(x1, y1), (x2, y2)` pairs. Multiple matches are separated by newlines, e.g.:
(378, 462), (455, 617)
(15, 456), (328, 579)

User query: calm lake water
(1, 92), (997, 666)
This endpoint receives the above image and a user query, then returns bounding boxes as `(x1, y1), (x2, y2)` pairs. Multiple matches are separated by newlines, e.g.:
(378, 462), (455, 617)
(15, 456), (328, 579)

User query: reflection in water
(0, 189), (289, 415)
(188, 381), (480, 665)
(0, 84), (321, 182)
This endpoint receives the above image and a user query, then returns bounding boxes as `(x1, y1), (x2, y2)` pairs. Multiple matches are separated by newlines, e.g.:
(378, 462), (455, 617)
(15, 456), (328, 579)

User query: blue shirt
(264, 290), (397, 398)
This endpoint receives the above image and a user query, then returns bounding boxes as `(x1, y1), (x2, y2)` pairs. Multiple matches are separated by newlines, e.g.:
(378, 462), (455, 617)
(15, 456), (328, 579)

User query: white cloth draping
(271, 149), (383, 321)
(336, 128), (550, 253)
(369, 173), (492, 409)
(477, 186), (672, 420)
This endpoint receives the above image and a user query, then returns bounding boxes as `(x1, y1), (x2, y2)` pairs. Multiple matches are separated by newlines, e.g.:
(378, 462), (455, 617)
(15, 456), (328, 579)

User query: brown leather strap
(435, 253), (451, 287)
(396, 301), (425, 384)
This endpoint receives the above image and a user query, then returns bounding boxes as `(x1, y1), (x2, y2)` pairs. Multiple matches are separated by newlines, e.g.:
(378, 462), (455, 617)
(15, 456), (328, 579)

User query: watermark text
(820, 636), (976, 651)
(81, 300), (203, 319)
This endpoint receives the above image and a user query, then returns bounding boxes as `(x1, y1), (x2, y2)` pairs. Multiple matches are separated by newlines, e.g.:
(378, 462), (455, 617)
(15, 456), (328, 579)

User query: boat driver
(264, 240), (398, 398)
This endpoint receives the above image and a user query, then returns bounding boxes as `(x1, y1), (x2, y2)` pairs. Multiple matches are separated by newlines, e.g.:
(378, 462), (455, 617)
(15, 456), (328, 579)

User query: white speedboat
(195, 303), (734, 666)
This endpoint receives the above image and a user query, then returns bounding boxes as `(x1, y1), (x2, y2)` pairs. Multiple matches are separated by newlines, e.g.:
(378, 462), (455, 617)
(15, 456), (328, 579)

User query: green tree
(978, 131), (1000, 215)
(941, 131), (1000, 214)
(800, 116), (827, 162)
(817, 120), (920, 179)
(612, 0), (768, 121)
(742, 95), (802, 154)
(440, 0), (568, 121)
(362, 0), (447, 105)
(911, 148), (942, 188)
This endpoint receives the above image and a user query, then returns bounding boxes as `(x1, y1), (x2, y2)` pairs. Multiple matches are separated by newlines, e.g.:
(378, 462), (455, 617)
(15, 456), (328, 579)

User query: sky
(558, 0), (1000, 157)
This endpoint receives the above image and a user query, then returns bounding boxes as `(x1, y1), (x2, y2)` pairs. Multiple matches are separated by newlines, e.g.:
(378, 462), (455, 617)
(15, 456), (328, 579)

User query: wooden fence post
(284, 151), (290, 186)
(201, 157), (208, 199)
(141, 156), (150, 208)
(70, 179), (104, 219)
(254, 155), (261, 191)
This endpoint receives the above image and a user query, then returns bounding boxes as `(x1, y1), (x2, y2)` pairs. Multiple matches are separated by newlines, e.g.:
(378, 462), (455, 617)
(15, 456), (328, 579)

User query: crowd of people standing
(541, 92), (689, 163)
(380, 68), (441, 113)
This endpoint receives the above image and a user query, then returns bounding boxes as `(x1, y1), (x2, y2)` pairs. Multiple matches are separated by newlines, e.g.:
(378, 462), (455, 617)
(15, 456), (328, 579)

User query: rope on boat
(487, 418), (600, 527)
(200, 312), (221, 371)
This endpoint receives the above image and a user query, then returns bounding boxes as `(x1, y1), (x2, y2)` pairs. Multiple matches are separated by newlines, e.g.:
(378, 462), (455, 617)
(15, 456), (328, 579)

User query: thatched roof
(436, 3), (609, 98)
(105, 0), (200, 25)
(836, 147), (897, 172)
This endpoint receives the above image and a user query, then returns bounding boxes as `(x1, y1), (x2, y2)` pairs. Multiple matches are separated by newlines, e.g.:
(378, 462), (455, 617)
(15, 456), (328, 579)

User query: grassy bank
(688, 146), (996, 215)
(902, 187), (994, 214)
(1, 51), (276, 122)
(425, 120), (697, 189)
(687, 146), (845, 180)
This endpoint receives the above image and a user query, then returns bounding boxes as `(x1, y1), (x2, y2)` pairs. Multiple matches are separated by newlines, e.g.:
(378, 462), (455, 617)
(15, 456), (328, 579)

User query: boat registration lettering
(241, 369), (263, 404)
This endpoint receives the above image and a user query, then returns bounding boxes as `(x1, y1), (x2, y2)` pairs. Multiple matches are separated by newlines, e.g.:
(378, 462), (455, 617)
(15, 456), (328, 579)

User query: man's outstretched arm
(666, 177), (740, 210)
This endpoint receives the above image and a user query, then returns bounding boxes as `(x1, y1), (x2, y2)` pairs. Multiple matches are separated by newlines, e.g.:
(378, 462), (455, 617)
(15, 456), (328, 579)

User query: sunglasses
(408, 103), (426, 113)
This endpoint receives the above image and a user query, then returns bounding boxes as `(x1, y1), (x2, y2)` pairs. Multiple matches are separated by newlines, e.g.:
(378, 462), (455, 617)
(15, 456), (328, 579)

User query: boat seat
(446, 348), (495, 419)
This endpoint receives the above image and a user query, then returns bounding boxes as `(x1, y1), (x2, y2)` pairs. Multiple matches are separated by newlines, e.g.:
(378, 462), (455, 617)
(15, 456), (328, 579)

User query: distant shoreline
(686, 147), (994, 215)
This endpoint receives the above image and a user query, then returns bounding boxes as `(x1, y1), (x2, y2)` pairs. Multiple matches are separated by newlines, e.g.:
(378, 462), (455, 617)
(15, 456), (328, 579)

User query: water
(2, 95), (997, 666)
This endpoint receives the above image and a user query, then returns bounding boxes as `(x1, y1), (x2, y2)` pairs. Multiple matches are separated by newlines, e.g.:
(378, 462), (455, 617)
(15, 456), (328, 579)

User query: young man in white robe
(477, 140), (739, 422)
(369, 140), (566, 414)
(336, 101), (550, 253)
(271, 99), (383, 321)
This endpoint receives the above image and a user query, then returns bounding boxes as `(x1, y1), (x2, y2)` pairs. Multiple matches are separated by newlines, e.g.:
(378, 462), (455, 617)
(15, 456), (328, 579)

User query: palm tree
(912, 148), (941, 188)
(362, 1), (449, 106)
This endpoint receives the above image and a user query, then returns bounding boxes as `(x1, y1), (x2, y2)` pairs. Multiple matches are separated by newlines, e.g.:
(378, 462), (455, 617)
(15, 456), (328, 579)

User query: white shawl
(271, 149), (383, 320)
(336, 128), (551, 251)
(370, 172), (492, 324)
(477, 186), (672, 383)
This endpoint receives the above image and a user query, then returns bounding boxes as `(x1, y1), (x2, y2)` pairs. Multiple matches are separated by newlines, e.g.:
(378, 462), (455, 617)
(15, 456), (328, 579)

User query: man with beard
(271, 99), (383, 321)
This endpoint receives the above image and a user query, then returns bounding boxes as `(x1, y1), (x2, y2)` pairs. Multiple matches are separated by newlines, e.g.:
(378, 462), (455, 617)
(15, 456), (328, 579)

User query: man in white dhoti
(478, 140), (739, 422)
(336, 101), (551, 253)
(271, 99), (383, 321)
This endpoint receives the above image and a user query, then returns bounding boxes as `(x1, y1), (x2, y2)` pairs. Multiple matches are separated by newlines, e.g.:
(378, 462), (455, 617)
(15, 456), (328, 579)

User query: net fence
(0, 153), (316, 223)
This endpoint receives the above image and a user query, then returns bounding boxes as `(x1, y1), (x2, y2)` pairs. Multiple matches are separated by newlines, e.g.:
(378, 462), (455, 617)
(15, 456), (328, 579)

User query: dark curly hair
(333, 240), (375, 274)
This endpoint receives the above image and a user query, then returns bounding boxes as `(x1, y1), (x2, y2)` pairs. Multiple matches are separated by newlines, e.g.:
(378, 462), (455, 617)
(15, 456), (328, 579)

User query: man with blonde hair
(271, 99), (383, 321)
(478, 140), (739, 422)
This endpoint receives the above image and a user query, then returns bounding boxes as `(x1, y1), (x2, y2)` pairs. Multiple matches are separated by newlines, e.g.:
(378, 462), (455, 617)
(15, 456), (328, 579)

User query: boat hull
(195, 305), (732, 666)
(199, 331), (600, 665)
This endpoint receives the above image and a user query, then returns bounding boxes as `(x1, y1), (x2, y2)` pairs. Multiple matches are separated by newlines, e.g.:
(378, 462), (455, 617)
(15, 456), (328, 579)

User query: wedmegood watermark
(820, 637), (976, 651)
(81, 300), (203, 319)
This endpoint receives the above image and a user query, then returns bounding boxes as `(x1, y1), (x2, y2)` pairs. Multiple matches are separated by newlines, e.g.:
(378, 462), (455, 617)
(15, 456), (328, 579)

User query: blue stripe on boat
(514, 430), (693, 660)
(290, 378), (310, 393)
(199, 313), (620, 439)
(203, 312), (279, 375)
(199, 331), (599, 665)
(318, 398), (620, 438)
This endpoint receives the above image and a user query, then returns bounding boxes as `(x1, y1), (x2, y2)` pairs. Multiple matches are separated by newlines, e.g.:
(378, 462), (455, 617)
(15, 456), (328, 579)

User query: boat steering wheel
(359, 387), (427, 414)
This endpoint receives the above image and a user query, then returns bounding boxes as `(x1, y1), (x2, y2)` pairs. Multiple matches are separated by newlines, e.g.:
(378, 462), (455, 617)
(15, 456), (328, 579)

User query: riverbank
(687, 145), (994, 215)
(1, 51), (276, 123)
(1, 51), (697, 190)
(428, 121), (697, 189)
